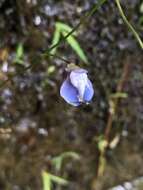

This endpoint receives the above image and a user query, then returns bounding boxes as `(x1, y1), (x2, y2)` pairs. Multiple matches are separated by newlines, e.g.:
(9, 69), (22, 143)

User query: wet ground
(0, 0), (143, 190)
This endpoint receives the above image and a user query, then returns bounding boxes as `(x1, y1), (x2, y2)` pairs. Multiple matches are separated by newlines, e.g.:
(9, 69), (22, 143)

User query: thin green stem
(47, 0), (107, 54)
(115, 0), (143, 49)
(43, 52), (71, 64)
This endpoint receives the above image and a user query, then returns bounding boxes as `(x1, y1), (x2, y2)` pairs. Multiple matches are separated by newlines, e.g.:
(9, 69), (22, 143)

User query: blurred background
(0, 0), (143, 190)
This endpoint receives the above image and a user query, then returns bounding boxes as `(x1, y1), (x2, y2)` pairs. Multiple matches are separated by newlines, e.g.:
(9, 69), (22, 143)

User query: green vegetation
(42, 171), (68, 190)
(51, 22), (88, 63)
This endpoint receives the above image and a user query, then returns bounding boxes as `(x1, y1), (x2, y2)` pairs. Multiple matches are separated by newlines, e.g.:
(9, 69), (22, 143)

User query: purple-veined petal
(83, 79), (94, 102)
(60, 78), (80, 106)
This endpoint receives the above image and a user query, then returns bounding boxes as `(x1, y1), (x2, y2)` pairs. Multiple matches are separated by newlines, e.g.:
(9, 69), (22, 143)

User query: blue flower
(60, 66), (94, 106)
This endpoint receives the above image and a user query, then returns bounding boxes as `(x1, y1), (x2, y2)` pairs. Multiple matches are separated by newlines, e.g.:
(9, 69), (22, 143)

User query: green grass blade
(49, 174), (68, 186)
(61, 151), (80, 160)
(48, 0), (107, 53)
(52, 151), (80, 171)
(56, 22), (77, 36)
(110, 92), (128, 99)
(16, 43), (24, 59)
(52, 156), (62, 171)
(42, 171), (51, 190)
(63, 31), (88, 63)
(51, 27), (61, 55)
(14, 43), (24, 65)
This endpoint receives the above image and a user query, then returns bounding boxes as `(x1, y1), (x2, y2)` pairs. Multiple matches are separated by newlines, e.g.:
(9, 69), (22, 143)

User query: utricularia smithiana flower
(60, 64), (94, 106)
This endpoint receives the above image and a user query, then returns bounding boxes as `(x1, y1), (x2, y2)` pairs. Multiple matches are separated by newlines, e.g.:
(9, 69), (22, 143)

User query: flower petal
(70, 69), (88, 101)
(60, 78), (80, 106)
(83, 79), (94, 102)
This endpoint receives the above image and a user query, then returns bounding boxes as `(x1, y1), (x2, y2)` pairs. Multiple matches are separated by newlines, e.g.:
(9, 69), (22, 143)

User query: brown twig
(105, 57), (130, 143)
(92, 57), (131, 190)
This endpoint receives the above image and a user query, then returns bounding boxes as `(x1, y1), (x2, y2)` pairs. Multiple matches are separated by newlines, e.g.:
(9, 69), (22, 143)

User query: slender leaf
(52, 151), (80, 171)
(42, 171), (51, 190)
(49, 174), (68, 185)
(56, 22), (77, 36)
(14, 43), (24, 64)
(51, 27), (61, 55)
(110, 92), (128, 99)
(52, 157), (62, 171)
(61, 151), (80, 160)
(17, 43), (24, 59)
(63, 31), (88, 63)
